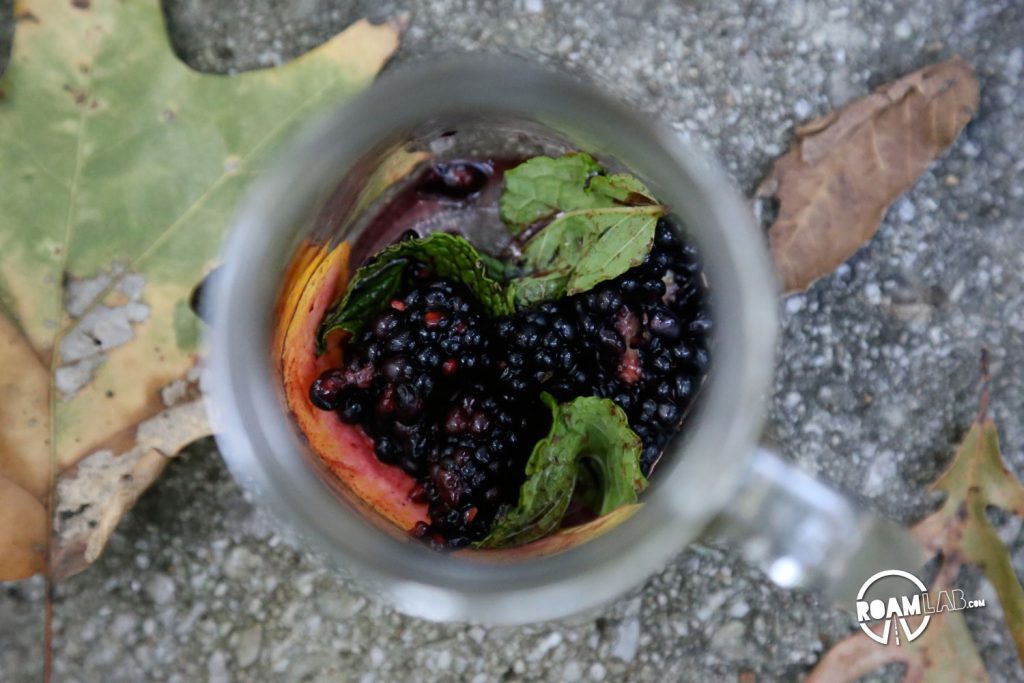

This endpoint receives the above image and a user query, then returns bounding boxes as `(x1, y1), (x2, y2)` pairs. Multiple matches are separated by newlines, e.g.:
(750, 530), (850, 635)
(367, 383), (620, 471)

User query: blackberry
(493, 220), (712, 475)
(421, 385), (548, 542)
(495, 302), (594, 401)
(310, 270), (494, 475)
(418, 161), (490, 198)
(601, 221), (712, 474)
(311, 264), (548, 546)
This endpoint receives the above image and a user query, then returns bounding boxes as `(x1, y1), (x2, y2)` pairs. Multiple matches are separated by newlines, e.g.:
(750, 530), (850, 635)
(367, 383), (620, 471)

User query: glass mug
(207, 57), (920, 624)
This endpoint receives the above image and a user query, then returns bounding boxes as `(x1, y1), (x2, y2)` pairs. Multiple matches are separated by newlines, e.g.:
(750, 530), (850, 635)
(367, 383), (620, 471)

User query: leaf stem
(978, 348), (990, 423)
(555, 204), (666, 220)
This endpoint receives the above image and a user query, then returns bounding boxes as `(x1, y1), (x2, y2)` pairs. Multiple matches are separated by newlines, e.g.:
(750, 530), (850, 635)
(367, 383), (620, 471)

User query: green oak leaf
(476, 393), (647, 549)
(317, 233), (513, 348)
(0, 0), (401, 580)
(913, 410), (1024, 662)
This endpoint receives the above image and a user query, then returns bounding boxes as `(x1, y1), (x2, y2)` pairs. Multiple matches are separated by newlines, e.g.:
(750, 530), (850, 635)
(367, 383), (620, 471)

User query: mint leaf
(508, 271), (570, 308)
(510, 205), (663, 302)
(476, 394), (647, 549)
(499, 153), (605, 233)
(565, 207), (662, 294)
(588, 173), (659, 205)
(320, 256), (406, 346)
(500, 154), (666, 305)
(316, 233), (513, 350)
(477, 249), (516, 281)
(499, 153), (661, 236)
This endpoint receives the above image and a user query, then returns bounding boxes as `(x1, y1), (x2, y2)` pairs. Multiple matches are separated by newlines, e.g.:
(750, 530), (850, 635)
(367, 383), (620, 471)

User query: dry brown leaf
(0, 315), (50, 579)
(808, 358), (1024, 681)
(49, 372), (210, 579)
(757, 56), (979, 294)
(806, 608), (987, 683)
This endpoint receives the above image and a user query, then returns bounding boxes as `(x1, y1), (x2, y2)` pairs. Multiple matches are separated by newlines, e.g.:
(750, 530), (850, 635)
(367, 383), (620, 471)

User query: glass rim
(207, 55), (778, 624)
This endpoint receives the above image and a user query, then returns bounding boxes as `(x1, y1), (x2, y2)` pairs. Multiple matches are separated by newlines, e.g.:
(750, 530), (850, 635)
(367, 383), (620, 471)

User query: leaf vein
(57, 75), (345, 336)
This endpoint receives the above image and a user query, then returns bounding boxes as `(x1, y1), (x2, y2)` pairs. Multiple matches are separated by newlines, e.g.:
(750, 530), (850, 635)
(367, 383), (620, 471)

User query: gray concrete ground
(2, 0), (1024, 681)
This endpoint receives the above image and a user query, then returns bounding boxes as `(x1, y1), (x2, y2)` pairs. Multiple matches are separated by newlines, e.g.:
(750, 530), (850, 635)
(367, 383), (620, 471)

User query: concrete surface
(2, 0), (1024, 681)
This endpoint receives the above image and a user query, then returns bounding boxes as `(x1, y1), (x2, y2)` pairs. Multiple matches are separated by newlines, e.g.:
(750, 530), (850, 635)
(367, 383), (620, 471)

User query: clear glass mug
(207, 57), (920, 624)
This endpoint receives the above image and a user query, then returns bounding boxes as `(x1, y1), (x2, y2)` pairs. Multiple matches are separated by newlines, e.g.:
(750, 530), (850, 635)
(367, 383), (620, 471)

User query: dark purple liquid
(349, 159), (524, 268)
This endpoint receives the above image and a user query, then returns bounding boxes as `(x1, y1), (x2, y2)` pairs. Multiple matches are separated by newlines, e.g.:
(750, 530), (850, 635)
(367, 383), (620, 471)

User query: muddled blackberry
(310, 270), (493, 472)
(593, 222), (711, 473)
(419, 161), (490, 198)
(311, 265), (547, 545)
(495, 220), (711, 474)
(419, 385), (548, 544)
(312, 219), (710, 545)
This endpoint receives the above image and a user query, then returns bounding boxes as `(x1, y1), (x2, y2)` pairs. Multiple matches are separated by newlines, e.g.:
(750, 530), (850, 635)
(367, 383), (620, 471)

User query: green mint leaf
(520, 212), (593, 271)
(500, 154), (666, 305)
(510, 205), (663, 301)
(476, 394), (647, 549)
(508, 271), (570, 308)
(319, 256), (406, 347)
(499, 152), (606, 233)
(587, 173), (659, 205)
(500, 153), (661, 236)
(317, 233), (513, 350)
(477, 249), (516, 281)
(565, 207), (662, 294)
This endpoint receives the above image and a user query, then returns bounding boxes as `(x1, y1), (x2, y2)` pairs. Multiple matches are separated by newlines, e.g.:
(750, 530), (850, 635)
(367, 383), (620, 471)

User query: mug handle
(703, 448), (925, 608)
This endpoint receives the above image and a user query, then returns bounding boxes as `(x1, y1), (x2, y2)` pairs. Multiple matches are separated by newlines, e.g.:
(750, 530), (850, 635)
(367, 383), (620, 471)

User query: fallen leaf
(50, 371), (210, 579)
(757, 56), (979, 294)
(807, 358), (1022, 681)
(806, 608), (987, 683)
(0, 0), (402, 579)
(0, 301), (50, 579)
(911, 388), (1024, 662)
